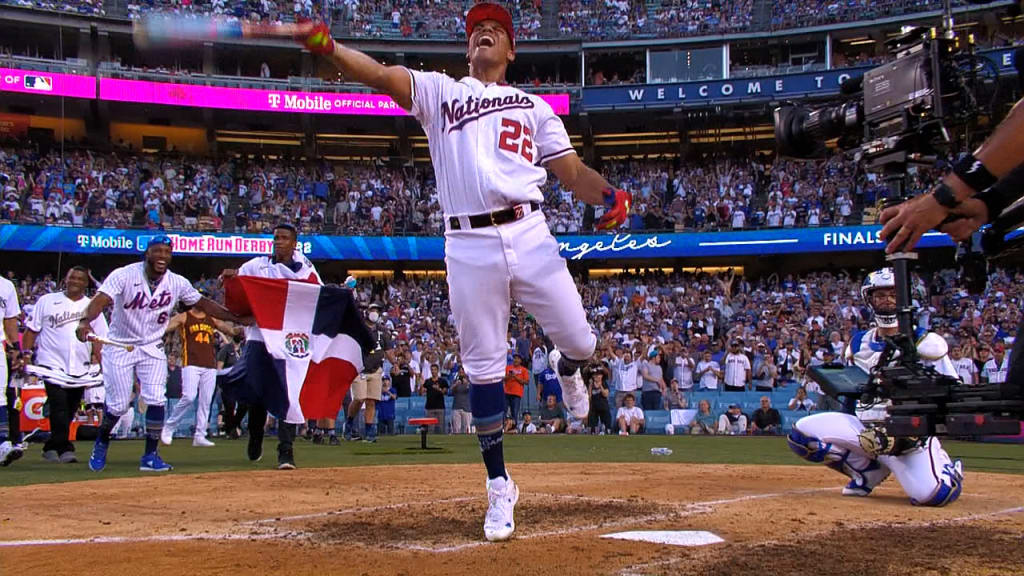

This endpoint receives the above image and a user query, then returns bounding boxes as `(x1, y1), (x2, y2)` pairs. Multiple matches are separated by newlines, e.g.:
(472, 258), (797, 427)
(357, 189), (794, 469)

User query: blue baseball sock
(471, 381), (507, 480)
(0, 408), (8, 442)
(145, 405), (165, 455)
(365, 422), (377, 439)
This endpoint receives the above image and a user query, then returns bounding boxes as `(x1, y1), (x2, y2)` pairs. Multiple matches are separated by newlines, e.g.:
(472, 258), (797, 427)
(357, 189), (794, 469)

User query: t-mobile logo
(268, 94), (281, 108)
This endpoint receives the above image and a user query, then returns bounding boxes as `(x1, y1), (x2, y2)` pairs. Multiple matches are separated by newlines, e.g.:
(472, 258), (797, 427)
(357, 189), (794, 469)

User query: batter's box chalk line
(617, 505), (1024, 576)
(0, 487), (832, 550)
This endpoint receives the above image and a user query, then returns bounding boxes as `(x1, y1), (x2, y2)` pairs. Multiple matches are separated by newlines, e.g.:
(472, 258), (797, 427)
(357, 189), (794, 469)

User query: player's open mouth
(477, 34), (495, 48)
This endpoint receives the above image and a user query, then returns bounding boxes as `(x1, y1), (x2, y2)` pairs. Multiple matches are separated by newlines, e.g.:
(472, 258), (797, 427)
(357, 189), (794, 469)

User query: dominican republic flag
(219, 277), (373, 424)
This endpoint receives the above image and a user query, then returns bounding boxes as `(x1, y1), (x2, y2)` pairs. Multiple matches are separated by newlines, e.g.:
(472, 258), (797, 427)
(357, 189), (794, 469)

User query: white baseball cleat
(548, 349), (589, 419)
(484, 475), (519, 542)
(192, 436), (215, 447)
(160, 425), (174, 446)
(0, 441), (24, 467)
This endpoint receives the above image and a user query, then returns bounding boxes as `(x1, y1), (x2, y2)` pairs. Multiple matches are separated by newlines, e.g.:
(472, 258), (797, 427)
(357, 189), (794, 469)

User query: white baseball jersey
(408, 70), (574, 215)
(25, 292), (109, 375)
(952, 357), (977, 385)
(98, 262), (201, 352)
(0, 275), (21, 344)
(237, 250), (321, 284)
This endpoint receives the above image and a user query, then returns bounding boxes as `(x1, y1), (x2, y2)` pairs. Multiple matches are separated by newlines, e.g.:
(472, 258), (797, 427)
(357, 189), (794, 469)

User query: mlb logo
(23, 75), (53, 92)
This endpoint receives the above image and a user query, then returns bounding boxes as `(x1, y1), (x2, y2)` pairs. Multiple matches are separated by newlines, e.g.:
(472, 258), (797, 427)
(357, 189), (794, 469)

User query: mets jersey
(98, 262), (202, 353)
(407, 71), (574, 216)
(26, 292), (109, 375)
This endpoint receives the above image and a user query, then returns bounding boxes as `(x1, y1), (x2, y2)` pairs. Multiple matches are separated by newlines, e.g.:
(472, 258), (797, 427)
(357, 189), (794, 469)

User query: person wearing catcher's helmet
(292, 3), (632, 541)
(787, 268), (965, 507)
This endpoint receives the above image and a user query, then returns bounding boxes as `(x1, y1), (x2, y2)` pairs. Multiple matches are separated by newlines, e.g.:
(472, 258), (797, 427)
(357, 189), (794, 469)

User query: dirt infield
(2, 463), (1023, 576)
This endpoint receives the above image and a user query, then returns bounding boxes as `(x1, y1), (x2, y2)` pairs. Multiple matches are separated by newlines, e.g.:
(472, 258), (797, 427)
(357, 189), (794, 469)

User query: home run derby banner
(218, 277), (373, 422)
(0, 224), (961, 260)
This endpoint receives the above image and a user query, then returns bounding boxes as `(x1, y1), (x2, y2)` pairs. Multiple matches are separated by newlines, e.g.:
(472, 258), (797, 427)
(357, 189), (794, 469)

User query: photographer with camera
(787, 268), (964, 507)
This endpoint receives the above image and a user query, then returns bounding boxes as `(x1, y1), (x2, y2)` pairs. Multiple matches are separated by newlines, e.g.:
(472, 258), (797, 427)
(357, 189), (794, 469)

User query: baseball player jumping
(76, 236), (248, 472)
(21, 266), (108, 463)
(285, 6), (631, 540)
(788, 268), (965, 506)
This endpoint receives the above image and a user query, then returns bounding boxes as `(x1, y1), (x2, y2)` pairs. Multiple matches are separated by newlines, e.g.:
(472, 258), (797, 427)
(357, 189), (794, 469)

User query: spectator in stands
(749, 396), (782, 435)
(504, 354), (529, 427)
(950, 345), (977, 385)
(377, 375), (397, 435)
(536, 365), (563, 405)
(751, 343), (777, 391)
(717, 403), (748, 435)
(538, 395), (566, 434)
(612, 348), (640, 407)
(722, 339), (751, 392)
(517, 411), (538, 434)
(982, 343), (1009, 384)
(788, 386), (816, 412)
(689, 399), (716, 435)
(450, 368), (471, 434)
(697, 350), (721, 390)
(639, 348), (667, 410)
(616, 393), (645, 436)
(587, 368), (612, 434)
(421, 365), (447, 434)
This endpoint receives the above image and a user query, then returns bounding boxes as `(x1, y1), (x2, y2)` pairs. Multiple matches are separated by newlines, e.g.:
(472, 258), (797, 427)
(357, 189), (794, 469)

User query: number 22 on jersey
(498, 118), (534, 162)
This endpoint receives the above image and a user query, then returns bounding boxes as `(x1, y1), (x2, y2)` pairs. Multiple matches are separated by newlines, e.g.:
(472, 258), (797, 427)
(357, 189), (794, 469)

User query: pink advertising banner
(98, 77), (570, 116)
(0, 67), (96, 99)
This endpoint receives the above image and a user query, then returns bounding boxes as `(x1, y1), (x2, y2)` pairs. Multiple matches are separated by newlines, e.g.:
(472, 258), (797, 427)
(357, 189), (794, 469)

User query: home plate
(600, 531), (724, 546)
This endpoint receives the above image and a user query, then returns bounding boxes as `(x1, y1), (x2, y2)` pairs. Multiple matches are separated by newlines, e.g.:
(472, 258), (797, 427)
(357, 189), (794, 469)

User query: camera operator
(880, 97), (1024, 253)
(786, 268), (964, 507)
(880, 96), (1024, 387)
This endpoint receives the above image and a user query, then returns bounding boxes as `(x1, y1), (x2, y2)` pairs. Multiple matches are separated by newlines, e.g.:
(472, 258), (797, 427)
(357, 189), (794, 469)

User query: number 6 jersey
(98, 262), (202, 355)
(407, 70), (575, 216)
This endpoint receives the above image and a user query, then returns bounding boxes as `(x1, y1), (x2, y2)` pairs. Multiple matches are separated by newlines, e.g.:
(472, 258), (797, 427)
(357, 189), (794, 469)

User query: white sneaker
(484, 475), (519, 542)
(0, 440), (24, 467)
(160, 426), (174, 446)
(548, 349), (589, 419)
(192, 436), (215, 447)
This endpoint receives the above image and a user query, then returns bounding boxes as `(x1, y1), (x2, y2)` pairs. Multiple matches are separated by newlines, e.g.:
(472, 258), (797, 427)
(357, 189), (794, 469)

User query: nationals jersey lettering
(98, 262), (202, 349)
(408, 71), (575, 216)
(25, 292), (109, 375)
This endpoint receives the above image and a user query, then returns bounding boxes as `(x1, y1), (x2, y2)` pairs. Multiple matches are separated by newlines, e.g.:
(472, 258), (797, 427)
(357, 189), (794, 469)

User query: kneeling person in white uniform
(76, 236), (247, 473)
(787, 268), (964, 506)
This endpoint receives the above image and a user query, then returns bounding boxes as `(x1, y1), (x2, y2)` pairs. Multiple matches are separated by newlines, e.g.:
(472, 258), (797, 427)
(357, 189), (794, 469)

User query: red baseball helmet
(466, 2), (515, 49)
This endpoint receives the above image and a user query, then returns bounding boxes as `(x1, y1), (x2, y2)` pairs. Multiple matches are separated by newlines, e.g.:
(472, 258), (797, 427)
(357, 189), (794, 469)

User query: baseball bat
(87, 334), (136, 352)
(133, 14), (306, 48)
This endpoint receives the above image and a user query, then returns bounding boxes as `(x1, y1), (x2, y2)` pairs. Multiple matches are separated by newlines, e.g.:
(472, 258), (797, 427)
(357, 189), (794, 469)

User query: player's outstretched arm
(293, 23), (412, 110)
(76, 292), (113, 342)
(547, 153), (631, 230)
(164, 312), (187, 335)
(193, 297), (251, 325)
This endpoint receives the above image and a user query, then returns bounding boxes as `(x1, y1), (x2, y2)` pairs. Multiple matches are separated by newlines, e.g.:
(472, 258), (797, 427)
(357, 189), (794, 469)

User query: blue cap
(145, 235), (173, 251)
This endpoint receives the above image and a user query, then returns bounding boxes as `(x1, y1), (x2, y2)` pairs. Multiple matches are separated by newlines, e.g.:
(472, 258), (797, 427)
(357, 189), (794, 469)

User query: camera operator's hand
(939, 198), (989, 242)
(879, 192), (950, 254)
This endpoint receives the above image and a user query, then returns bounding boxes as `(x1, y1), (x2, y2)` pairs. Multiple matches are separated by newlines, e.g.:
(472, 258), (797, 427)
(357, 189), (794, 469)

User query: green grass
(1, 435), (1021, 487)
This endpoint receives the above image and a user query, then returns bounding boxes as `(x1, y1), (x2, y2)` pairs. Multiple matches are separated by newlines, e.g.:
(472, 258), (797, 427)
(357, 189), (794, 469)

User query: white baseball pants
(101, 347), (167, 416)
(165, 365), (217, 437)
(794, 412), (962, 506)
(445, 211), (596, 383)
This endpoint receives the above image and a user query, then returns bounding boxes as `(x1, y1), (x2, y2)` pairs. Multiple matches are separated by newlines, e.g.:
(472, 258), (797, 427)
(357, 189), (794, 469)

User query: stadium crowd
(5, 141), (925, 235)
(0, 0), (974, 40)
(6, 260), (1019, 437)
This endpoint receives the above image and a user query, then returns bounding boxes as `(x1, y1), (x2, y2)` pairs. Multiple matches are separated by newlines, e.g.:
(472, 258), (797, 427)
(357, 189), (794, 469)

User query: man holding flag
(220, 223), (370, 470)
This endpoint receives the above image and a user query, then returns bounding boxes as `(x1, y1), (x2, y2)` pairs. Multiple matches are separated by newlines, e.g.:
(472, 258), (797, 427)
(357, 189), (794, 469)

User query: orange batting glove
(596, 187), (631, 230)
(295, 21), (335, 55)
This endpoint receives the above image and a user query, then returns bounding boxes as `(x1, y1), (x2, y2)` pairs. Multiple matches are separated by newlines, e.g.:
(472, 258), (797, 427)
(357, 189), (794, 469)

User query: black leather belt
(448, 202), (540, 230)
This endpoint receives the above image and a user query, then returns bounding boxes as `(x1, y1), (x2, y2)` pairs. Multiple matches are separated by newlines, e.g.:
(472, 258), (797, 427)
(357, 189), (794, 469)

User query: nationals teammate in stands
(76, 236), (247, 472)
(287, 5), (631, 540)
(162, 297), (241, 447)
